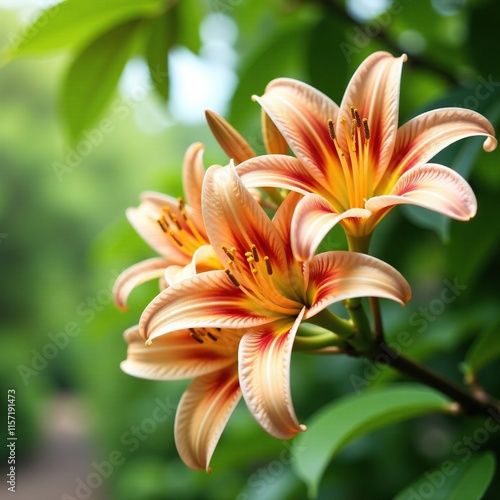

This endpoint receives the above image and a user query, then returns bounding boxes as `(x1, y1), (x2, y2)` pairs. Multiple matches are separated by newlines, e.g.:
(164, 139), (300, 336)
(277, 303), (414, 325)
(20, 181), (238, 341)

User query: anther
(264, 256), (273, 275)
(327, 119), (336, 141)
(251, 244), (259, 262)
(222, 245), (235, 261)
(353, 109), (362, 128)
(362, 118), (370, 140)
(206, 331), (218, 341)
(157, 219), (168, 232)
(225, 268), (241, 287)
(168, 230), (183, 246)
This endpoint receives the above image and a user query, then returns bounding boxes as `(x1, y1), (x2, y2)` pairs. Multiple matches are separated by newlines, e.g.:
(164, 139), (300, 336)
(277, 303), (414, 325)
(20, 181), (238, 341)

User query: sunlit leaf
(394, 452), (496, 500)
(145, 10), (176, 102)
(5, 0), (164, 58)
(293, 384), (451, 498)
(176, 0), (205, 54)
(60, 20), (141, 141)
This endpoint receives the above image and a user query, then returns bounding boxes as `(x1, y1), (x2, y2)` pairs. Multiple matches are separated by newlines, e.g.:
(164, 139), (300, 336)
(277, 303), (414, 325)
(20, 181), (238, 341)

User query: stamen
(363, 118), (370, 140)
(264, 256), (273, 275)
(157, 218), (168, 232)
(353, 109), (362, 128)
(225, 268), (241, 287)
(221, 245), (235, 261)
(189, 328), (204, 344)
(251, 244), (259, 262)
(167, 230), (183, 246)
(327, 119), (336, 141)
(206, 331), (218, 341)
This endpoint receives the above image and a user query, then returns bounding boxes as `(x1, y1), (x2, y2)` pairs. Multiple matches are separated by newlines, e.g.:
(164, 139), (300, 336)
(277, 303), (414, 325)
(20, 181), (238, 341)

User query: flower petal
(205, 110), (256, 164)
(261, 108), (289, 154)
(175, 366), (241, 470)
(121, 326), (239, 381)
(254, 78), (339, 180)
(113, 257), (169, 310)
(388, 107), (497, 186)
(291, 194), (371, 262)
(366, 163), (477, 221)
(140, 270), (285, 341)
(339, 51), (407, 179)
(237, 154), (330, 199)
(239, 310), (307, 439)
(305, 251), (411, 318)
(182, 142), (206, 216)
(202, 163), (289, 276)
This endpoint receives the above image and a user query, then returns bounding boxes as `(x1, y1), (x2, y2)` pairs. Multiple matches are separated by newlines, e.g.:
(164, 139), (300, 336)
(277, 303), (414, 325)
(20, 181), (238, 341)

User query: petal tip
(483, 135), (498, 153)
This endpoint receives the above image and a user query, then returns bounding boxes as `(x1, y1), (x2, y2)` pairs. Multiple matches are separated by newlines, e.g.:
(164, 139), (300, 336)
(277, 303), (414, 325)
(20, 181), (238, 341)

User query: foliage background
(1, 0), (500, 498)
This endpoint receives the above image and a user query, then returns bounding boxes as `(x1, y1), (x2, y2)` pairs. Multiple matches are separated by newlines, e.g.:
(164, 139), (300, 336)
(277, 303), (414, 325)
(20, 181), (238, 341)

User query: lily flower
(113, 142), (220, 310)
(237, 51), (497, 258)
(121, 325), (243, 471)
(138, 164), (411, 465)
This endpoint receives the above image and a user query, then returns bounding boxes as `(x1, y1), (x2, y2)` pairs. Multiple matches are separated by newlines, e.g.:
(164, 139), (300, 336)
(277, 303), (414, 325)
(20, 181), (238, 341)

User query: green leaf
(144, 10), (176, 102)
(462, 321), (500, 379)
(60, 20), (141, 141)
(176, 0), (204, 54)
(394, 452), (496, 500)
(6, 0), (164, 58)
(293, 384), (451, 498)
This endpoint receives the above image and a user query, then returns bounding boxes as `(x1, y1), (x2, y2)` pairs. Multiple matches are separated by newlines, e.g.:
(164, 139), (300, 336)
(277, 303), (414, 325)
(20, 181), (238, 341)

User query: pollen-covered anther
(327, 118), (336, 141)
(222, 244), (235, 261)
(251, 244), (259, 262)
(264, 256), (273, 275)
(189, 328), (204, 344)
(362, 118), (370, 140)
(225, 268), (241, 287)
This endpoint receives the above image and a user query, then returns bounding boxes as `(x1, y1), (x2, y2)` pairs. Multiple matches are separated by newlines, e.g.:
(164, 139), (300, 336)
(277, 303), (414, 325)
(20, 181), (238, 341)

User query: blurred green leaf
(5, 0), (165, 58)
(176, 0), (205, 54)
(145, 10), (176, 102)
(293, 384), (451, 498)
(462, 321), (500, 379)
(394, 452), (496, 500)
(60, 20), (141, 141)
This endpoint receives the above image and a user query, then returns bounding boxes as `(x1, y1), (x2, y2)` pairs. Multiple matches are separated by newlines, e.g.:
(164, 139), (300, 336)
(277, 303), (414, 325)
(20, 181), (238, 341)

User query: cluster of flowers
(113, 52), (496, 470)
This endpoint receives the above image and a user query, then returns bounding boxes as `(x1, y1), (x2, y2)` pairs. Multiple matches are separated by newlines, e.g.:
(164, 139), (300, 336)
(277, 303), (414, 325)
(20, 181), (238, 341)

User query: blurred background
(1, 0), (500, 498)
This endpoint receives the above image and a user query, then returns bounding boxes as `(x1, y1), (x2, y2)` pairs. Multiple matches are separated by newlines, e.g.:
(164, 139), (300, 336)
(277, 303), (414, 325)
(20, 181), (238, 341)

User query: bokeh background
(1, 0), (500, 498)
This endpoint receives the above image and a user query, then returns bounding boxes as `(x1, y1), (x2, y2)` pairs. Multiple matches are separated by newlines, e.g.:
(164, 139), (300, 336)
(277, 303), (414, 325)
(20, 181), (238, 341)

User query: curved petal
(305, 251), (411, 318)
(113, 257), (169, 310)
(262, 108), (289, 155)
(239, 310), (307, 439)
(254, 78), (339, 180)
(202, 163), (289, 276)
(388, 107), (497, 186)
(126, 195), (189, 263)
(121, 326), (239, 381)
(205, 110), (256, 164)
(140, 270), (285, 341)
(366, 163), (477, 221)
(182, 142), (206, 216)
(339, 52), (407, 180)
(272, 191), (303, 265)
(291, 194), (371, 262)
(237, 154), (330, 199)
(175, 366), (241, 471)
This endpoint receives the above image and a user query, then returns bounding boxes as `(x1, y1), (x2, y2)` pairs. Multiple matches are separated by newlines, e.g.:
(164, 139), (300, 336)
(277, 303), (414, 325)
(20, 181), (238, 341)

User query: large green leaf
(6, 0), (165, 58)
(462, 321), (500, 380)
(60, 20), (141, 141)
(394, 452), (496, 500)
(144, 10), (176, 102)
(293, 384), (452, 498)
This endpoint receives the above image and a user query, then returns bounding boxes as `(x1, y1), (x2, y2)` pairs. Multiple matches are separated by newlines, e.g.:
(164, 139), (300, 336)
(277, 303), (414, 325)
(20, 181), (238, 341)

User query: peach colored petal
(388, 107), (497, 186)
(182, 142), (206, 216)
(366, 163), (477, 221)
(205, 110), (256, 164)
(239, 310), (307, 439)
(291, 194), (371, 262)
(339, 52), (407, 178)
(237, 154), (332, 201)
(121, 326), (239, 381)
(305, 251), (411, 318)
(202, 164), (289, 277)
(175, 366), (241, 470)
(254, 78), (339, 180)
(140, 270), (285, 341)
(113, 257), (169, 310)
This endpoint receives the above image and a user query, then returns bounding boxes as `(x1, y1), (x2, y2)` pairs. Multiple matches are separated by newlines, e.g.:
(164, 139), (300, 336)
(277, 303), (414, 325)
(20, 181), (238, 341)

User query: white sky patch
(346, 0), (392, 22)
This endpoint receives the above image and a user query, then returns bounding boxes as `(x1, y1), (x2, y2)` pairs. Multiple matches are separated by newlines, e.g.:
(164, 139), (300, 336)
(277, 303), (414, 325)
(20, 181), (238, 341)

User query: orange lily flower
(113, 142), (219, 309)
(237, 51), (497, 257)
(138, 165), (411, 467)
(121, 325), (243, 471)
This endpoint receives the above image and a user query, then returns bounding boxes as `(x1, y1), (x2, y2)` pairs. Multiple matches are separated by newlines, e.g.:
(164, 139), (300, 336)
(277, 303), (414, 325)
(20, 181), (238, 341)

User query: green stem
(294, 332), (349, 351)
(307, 308), (355, 337)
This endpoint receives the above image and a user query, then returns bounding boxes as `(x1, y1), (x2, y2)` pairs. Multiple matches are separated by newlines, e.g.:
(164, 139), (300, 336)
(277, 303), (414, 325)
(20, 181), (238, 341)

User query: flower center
(157, 197), (207, 255)
(328, 106), (372, 210)
(221, 244), (302, 315)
